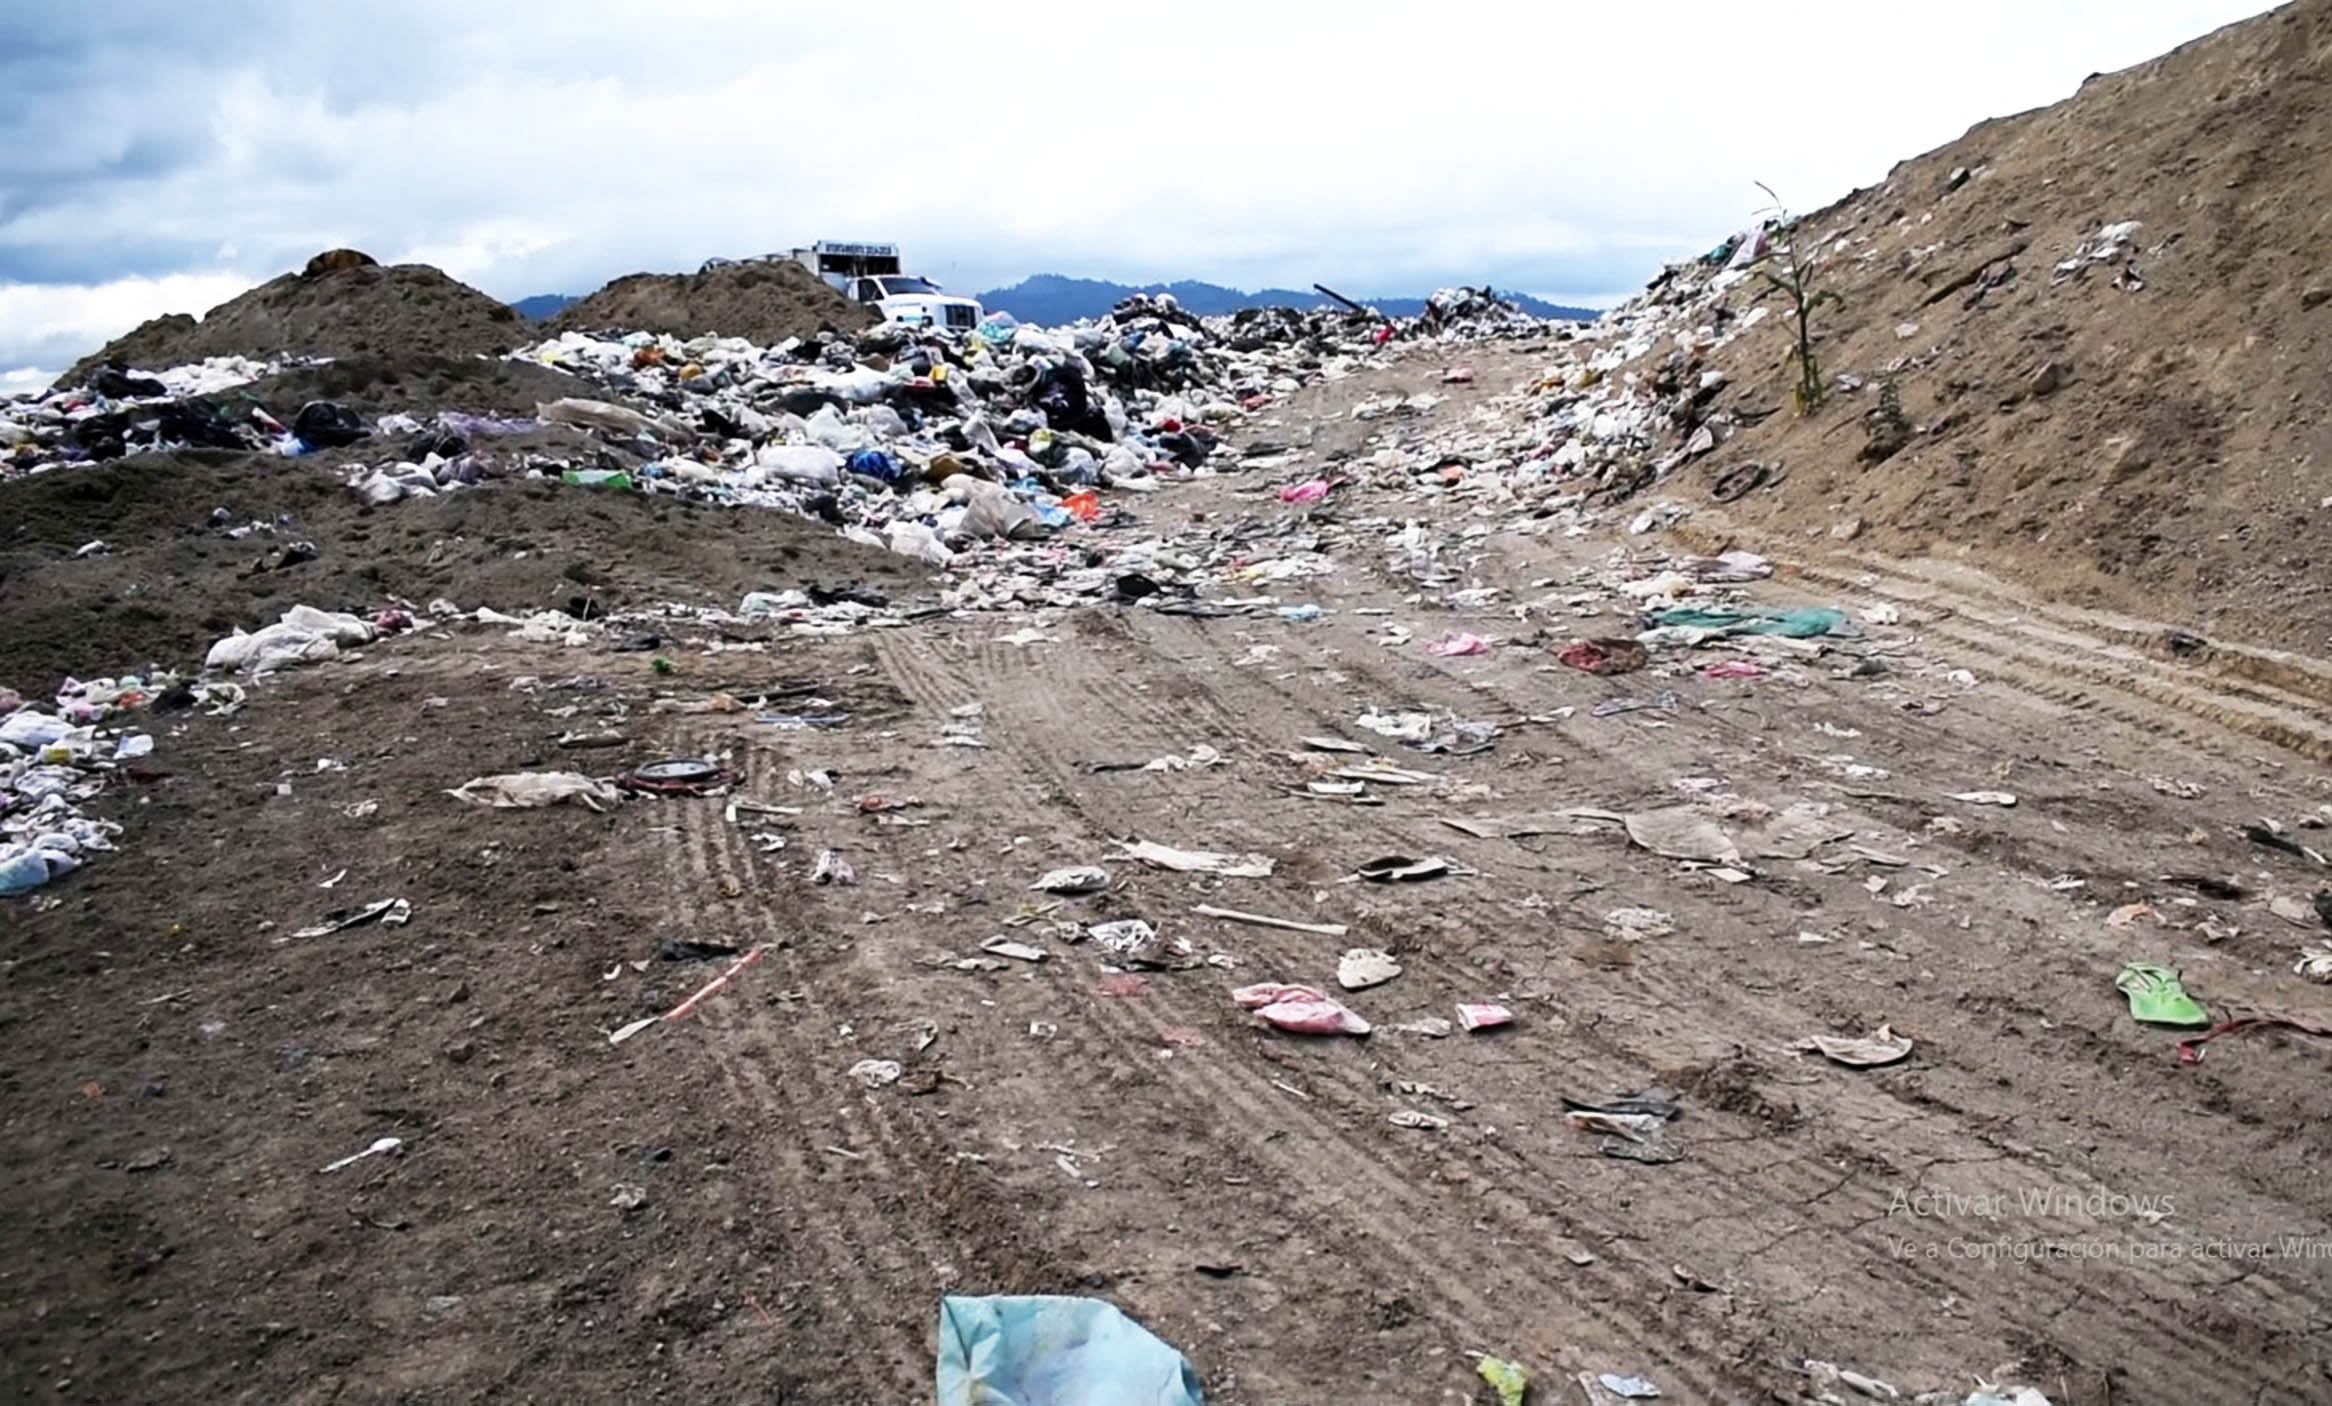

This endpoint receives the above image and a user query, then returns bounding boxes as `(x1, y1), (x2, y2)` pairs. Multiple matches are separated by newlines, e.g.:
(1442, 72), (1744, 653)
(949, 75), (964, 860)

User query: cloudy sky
(0, 0), (2276, 382)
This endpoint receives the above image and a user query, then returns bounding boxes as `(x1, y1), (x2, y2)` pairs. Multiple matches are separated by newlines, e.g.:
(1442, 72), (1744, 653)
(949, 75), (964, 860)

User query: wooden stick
(1192, 904), (1348, 938)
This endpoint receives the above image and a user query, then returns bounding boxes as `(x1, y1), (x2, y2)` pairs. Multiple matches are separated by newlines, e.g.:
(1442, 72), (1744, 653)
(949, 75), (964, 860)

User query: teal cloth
(1653, 605), (1848, 638)
(937, 1295), (1203, 1405)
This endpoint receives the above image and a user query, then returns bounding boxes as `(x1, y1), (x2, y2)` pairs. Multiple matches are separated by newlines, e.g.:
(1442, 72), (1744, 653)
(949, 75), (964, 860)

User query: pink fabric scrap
(1457, 1003), (1513, 1033)
(1427, 632), (1492, 657)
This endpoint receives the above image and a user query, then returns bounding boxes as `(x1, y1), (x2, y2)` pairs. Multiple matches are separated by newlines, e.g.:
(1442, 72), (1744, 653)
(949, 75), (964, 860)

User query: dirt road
(7, 351), (2331, 1404)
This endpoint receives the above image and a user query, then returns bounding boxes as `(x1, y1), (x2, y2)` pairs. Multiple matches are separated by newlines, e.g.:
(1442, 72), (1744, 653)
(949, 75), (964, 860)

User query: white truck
(787, 242), (984, 333)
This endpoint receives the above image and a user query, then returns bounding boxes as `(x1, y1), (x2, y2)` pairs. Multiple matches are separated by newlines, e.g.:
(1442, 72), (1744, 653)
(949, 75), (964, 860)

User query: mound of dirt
(0, 454), (929, 692)
(548, 259), (877, 343)
(237, 353), (589, 420)
(1676, 0), (2332, 648)
(64, 258), (525, 389)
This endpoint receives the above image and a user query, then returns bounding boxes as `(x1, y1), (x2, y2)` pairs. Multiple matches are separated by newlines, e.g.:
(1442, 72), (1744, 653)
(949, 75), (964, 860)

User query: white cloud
(0, 0), (2279, 368)
(0, 273), (259, 374)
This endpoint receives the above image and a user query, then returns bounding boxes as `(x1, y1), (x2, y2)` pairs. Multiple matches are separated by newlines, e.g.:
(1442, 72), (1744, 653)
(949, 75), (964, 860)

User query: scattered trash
(980, 935), (1048, 963)
(1652, 606), (1847, 639)
(292, 897), (412, 939)
(1116, 840), (1274, 878)
(1336, 948), (1402, 990)
(619, 758), (735, 796)
(1457, 1003), (1513, 1033)
(1193, 903), (1348, 937)
(447, 771), (623, 812)
(2246, 824), (2329, 867)
(813, 850), (858, 886)
(2295, 945), (2332, 983)
(1564, 1090), (1681, 1163)
(320, 1136), (403, 1174)
(1599, 1372), (1663, 1399)
(1426, 632), (1492, 657)
(1798, 1024), (1913, 1067)
(1604, 908), (1676, 940)
(1232, 983), (1371, 1036)
(608, 946), (766, 1045)
(1388, 1110), (1448, 1131)
(1356, 708), (1435, 743)
(850, 1059), (902, 1089)
(1476, 1355), (1530, 1406)
(1558, 638), (1650, 675)
(2175, 1011), (2332, 1064)
(1623, 808), (1742, 865)
(2269, 894), (2321, 928)
(1393, 1017), (1453, 1038)
(935, 1295), (1202, 1406)
(1031, 866), (1111, 895)
(1356, 854), (1451, 883)
(2116, 962), (2209, 1028)
(1591, 691), (1679, 718)
(1948, 791), (2019, 807)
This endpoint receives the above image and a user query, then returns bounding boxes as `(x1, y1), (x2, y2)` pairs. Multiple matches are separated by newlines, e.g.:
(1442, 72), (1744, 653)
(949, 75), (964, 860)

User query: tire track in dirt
(644, 722), (966, 1398)
(672, 717), (1173, 1393)
(874, 625), (1776, 1399)
(875, 608), (2330, 1397)
(1096, 605), (2322, 1394)
(1786, 554), (2332, 762)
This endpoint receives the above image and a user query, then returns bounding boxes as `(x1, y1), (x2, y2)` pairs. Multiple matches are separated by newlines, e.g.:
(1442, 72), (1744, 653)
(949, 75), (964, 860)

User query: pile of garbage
(0, 356), (307, 470)
(0, 672), (229, 896)
(330, 292), (1565, 579)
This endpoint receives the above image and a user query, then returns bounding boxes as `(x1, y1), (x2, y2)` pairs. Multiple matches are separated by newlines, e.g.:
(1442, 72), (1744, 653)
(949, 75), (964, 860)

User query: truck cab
(789, 242), (984, 333)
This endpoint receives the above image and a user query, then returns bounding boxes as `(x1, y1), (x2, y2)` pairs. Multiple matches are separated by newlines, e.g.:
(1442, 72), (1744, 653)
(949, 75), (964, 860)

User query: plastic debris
(292, 897), (412, 939)
(1949, 791), (2019, 807)
(1232, 983), (1371, 1036)
(447, 772), (624, 812)
(1477, 1355), (1530, 1406)
(1799, 1024), (1913, 1067)
(2116, 962), (2209, 1027)
(1426, 632), (1491, 657)
(319, 1136), (402, 1174)
(1623, 808), (1742, 865)
(1192, 904), (1347, 937)
(1564, 1090), (1682, 1163)
(1388, 1110), (1448, 1131)
(980, 936), (1048, 963)
(1336, 948), (1402, 990)
(1355, 854), (1451, 883)
(934, 1294), (1202, 1406)
(813, 850), (858, 886)
(1116, 840), (1274, 877)
(1558, 638), (1650, 675)
(1031, 866), (1111, 895)
(1457, 1003), (1513, 1033)
(1599, 1372), (1662, 1399)
(1604, 908), (1676, 940)
(850, 1059), (903, 1089)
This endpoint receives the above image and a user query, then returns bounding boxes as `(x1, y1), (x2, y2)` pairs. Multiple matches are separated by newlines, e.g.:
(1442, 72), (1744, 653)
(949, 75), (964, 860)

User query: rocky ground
(6, 346), (2331, 1405)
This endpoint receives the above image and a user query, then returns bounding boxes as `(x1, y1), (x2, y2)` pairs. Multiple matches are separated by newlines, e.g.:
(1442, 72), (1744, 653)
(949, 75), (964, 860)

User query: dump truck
(787, 242), (983, 332)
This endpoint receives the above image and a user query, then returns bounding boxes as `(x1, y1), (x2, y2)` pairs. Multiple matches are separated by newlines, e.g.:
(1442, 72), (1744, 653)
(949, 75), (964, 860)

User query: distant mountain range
(975, 275), (1596, 326)
(511, 293), (579, 320)
(507, 277), (1596, 327)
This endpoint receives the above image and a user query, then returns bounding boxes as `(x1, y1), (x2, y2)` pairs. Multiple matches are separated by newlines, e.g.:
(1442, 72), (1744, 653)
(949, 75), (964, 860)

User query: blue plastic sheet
(1652, 605), (1848, 638)
(936, 1295), (1203, 1406)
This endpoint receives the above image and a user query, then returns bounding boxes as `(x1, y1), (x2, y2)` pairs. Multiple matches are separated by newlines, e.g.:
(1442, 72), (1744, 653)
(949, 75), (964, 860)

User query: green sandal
(2116, 962), (2210, 1028)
